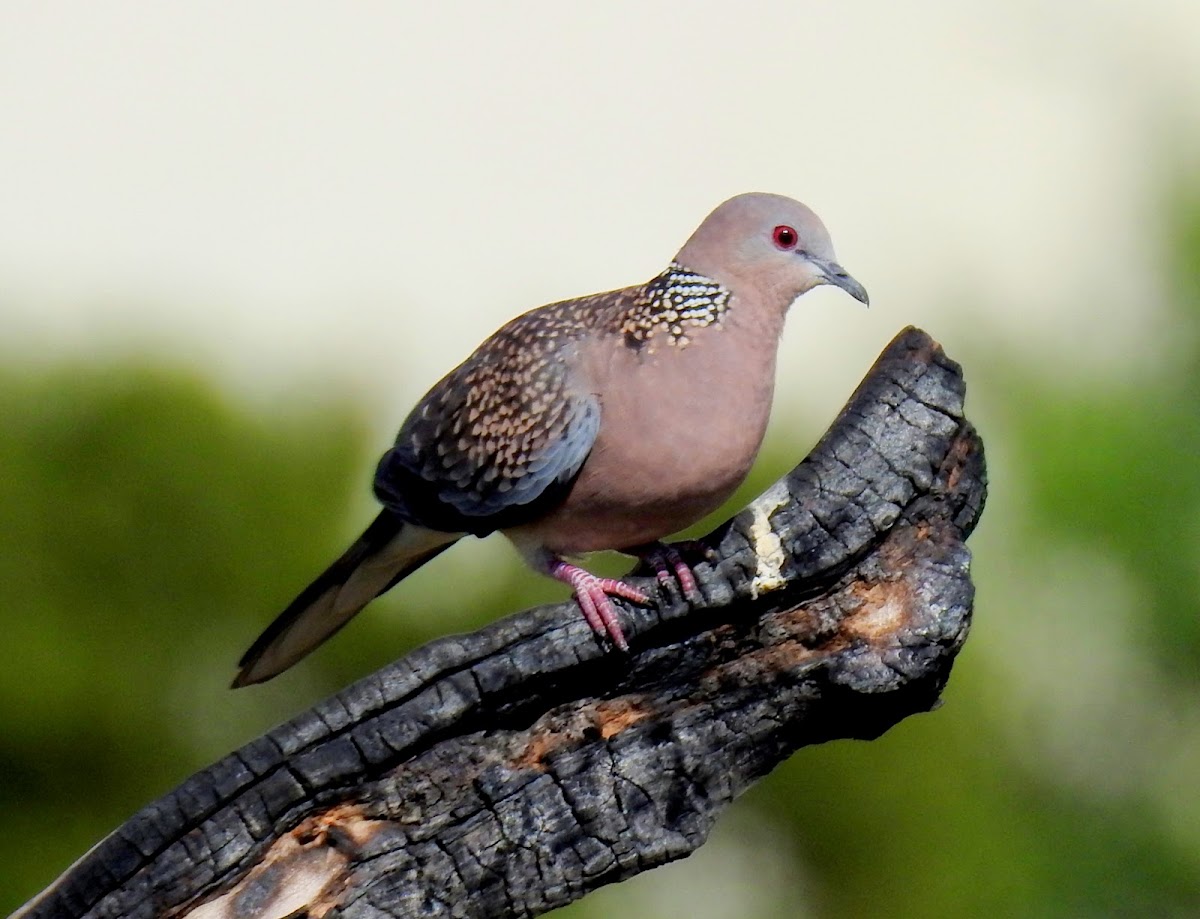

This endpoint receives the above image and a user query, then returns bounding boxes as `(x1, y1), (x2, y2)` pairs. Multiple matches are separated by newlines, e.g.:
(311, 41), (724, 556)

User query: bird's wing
(375, 302), (608, 534)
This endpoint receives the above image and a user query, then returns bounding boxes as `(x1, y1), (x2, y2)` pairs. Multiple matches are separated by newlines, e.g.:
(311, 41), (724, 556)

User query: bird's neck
(611, 262), (731, 351)
(660, 260), (790, 342)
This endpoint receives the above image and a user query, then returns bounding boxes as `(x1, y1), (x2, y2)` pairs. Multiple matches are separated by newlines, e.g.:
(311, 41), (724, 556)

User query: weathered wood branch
(17, 326), (986, 919)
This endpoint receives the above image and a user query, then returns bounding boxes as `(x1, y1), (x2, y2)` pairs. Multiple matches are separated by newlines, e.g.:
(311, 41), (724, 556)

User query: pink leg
(630, 541), (710, 604)
(545, 559), (648, 651)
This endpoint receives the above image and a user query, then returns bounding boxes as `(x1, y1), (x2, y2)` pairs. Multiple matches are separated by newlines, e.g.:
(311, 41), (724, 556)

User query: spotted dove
(233, 193), (868, 686)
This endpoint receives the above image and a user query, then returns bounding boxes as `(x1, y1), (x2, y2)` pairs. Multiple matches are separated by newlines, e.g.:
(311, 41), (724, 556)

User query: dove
(233, 192), (867, 686)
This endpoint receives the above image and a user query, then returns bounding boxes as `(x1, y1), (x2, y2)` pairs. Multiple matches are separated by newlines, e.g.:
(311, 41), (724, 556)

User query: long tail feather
(232, 512), (458, 687)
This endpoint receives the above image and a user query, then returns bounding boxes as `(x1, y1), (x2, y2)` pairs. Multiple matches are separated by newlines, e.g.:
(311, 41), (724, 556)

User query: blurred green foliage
(3, 185), (1200, 916)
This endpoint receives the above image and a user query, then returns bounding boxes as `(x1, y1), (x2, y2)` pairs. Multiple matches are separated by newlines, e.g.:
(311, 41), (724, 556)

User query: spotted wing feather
(375, 298), (613, 534)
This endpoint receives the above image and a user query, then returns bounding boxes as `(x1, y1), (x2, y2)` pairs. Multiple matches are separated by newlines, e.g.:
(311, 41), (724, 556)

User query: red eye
(772, 225), (798, 250)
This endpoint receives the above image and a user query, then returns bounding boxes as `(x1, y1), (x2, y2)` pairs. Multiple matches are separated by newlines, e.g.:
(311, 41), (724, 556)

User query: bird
(232, 192), (868, 687)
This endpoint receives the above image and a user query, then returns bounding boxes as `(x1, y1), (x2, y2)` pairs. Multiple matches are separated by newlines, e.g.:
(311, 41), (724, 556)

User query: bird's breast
(511, 323), (778, 555)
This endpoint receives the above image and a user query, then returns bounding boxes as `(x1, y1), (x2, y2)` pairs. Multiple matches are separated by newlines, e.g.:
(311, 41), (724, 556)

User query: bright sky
(2, 1), (1198, 414)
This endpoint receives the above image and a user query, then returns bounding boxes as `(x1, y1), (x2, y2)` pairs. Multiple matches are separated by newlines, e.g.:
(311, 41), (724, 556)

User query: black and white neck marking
(619, 262), (731, 352)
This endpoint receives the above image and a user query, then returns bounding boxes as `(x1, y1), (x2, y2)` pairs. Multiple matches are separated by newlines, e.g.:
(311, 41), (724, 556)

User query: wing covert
(374, 318), (601, 535)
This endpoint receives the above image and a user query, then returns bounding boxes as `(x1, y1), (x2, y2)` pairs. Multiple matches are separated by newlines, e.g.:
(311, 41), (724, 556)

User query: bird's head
(675, 192), (868, 311)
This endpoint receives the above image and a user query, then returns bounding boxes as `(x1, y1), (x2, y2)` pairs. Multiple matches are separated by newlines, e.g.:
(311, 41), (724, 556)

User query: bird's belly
(508, 383), (771, 555)
(513, 473), (738, 555)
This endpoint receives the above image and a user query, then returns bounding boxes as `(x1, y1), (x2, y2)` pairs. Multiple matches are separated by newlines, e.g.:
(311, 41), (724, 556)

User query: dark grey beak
(810, 257), (869, 306)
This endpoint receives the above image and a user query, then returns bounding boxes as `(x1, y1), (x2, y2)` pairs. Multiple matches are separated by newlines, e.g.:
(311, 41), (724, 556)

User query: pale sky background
(3, 1), (1199, 424)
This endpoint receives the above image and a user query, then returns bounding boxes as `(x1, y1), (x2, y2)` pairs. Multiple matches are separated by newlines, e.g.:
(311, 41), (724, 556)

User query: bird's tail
(232, 512), (458, 687)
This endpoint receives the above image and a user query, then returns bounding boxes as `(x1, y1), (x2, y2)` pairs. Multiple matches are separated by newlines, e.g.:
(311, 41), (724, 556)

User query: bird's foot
(547, 560), (648, 652)
(629, 540), (714, 604)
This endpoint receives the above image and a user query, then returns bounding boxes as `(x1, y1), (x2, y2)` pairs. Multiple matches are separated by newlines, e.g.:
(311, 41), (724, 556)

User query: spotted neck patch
(618, 262), (731, 351)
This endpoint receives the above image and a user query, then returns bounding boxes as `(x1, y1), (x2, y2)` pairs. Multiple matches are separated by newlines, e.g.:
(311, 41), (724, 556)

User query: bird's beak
(808, 256), (869, 306)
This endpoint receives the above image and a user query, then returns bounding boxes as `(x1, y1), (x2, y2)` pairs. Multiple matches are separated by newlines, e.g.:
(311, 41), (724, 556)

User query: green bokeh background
(3, 183), (1199, 917)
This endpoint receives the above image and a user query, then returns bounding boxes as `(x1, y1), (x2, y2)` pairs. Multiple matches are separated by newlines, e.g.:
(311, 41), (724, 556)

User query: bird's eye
(772, 225), (799, 250)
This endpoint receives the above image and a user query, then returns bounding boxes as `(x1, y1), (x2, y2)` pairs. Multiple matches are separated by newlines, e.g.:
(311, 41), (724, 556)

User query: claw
(548, 560), (649, 651)
(631, 541), (706, 604)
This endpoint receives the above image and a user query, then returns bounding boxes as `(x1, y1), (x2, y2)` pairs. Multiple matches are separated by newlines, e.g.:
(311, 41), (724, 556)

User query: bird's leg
(534, 552), (648, 652)
(628, 540), (716, 604)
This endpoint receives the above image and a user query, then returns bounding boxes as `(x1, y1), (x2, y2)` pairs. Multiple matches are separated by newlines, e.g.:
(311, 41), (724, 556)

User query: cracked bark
(16, 326), (986, 919)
